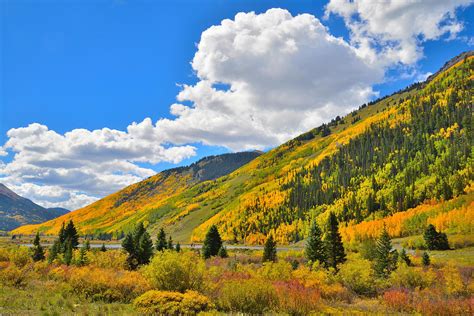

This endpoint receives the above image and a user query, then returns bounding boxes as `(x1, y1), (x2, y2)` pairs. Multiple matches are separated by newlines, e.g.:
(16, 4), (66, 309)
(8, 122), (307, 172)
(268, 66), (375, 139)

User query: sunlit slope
(13, 152), (261, 235)
(157, 53), (473, 243)
(14, 53), (473, 244)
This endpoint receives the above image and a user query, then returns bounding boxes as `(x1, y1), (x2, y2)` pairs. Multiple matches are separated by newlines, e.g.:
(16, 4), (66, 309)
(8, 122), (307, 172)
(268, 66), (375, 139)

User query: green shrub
(217, 279), (277, 314)
(133, 290), (213, 315)
(142, 251), (205, 293)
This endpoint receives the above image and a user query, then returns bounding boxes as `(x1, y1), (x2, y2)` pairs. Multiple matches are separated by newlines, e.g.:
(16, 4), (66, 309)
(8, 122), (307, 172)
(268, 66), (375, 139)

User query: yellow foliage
(133, 290), (213, 315)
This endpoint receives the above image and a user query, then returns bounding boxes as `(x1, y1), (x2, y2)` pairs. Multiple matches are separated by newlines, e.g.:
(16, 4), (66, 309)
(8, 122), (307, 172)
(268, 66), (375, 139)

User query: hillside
(0, 184), (69, 231)
(13, 151), (261, 235)
(14, 52), (473, 243)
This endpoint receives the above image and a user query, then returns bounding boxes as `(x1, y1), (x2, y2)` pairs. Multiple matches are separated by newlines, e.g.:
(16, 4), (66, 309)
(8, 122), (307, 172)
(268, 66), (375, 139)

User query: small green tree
(218, 245), (228, 258)
(77, 245), (88, 266)
(155, 228), (167, 251)
(32, 232), (45, 262)
(202, 225), (222, 259)
(263, 235), (277, 262)
(167, 236), (173, 250)
(305, 221), (326, 266)
(58, 222), (66, 245)
(122, 222), (154, 270)
(64, 220), (79, 249)
(139, 231), (154, 265)
(48, 239), (60, 263)
(64, 239), (73, 265)
(374, 225), (397, 278)
(324, 212), (346, 271)
(175, 242), (181, 252)
(422, 252), (430, 266)
(423, 224), (449, 250)
(100, 243), (107, 252)
(399, 248), (411, 266)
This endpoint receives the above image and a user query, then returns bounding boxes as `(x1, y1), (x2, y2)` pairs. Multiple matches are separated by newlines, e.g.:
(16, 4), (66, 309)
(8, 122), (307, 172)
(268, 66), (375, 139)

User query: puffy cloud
(155, 9), (383, 150)
(0, 121), (196, 209)
(325, 0), (473, 65)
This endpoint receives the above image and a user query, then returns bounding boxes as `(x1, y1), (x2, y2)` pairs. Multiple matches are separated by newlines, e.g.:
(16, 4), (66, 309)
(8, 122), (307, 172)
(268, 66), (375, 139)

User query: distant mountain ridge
(0, 184), (69, 231)
(13, 151), (262, 234)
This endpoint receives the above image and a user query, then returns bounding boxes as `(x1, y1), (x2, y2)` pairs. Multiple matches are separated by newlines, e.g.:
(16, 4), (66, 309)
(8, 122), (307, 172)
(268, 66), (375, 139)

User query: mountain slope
(13, 151), (261, 235)
(0, 184), (69, 231)
(14, 52), (473, 243)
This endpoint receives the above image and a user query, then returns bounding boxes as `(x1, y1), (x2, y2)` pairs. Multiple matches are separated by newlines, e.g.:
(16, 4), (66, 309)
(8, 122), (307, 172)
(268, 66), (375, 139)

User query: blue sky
(1, 0), (473, 209)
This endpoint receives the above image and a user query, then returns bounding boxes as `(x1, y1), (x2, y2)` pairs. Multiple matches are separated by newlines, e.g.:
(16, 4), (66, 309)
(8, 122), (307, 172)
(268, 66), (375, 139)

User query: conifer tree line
(232, 57), (472, 243)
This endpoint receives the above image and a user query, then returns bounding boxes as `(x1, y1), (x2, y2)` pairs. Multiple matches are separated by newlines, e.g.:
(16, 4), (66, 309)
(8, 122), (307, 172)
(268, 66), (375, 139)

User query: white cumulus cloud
(325, 0), (473, 65)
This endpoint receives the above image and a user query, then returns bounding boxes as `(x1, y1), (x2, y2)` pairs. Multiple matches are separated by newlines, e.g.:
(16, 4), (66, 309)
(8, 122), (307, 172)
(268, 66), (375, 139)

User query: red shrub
(273, 280), (321, 315)
(383, 289), (413, 312)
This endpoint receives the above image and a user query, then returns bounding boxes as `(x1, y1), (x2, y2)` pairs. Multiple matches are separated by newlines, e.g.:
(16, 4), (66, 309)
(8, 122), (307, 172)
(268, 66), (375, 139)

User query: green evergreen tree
(422, 252), (430, 266)
(324, 212), (346, 271)
(175, 242), (181, 252)
(64, 220), (79, 249)
(218, 245), (228, 258)
(64, 239), (73, 265)
(58, 222), (66, 245)
(202, 225), (222, 259)
(122, 233), (138, 269)
(399, 248), (411, 266)
(305, 221), (326, 266)
(263, 235), (277, 262)
(424, 224), (450, 250)
(77, 245), (88, 266)
(32, 232), (45, 262)
(48, 239), (60, 263)
(155, 228), (167, 251)
(100, 243), (107, 252)
(374, 225), (396, 277)
(139, 231), (154, 265)
(167, 236), (173, 250)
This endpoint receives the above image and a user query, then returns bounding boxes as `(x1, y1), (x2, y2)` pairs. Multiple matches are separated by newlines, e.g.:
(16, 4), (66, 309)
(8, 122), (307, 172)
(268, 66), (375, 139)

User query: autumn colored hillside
(14, 52), (473, 244)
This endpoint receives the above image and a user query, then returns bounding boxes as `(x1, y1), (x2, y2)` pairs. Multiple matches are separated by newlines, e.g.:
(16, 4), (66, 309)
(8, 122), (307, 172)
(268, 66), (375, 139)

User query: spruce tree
(374, 225), (396, 277)
(64, 220), (79, 249)
(324, 212), (346, 271)
(64, 239), (73, 265)
(122, 233), (138, 269)
(202, 225), (222, 259)
(263, 235), (277, 262)
(49, 239), (60, 263)
(423, 224), (438, 250)
(422, 252), (430, 266)
(100, 243), (107, 252)
(58, 222), (66, 245)
(32, 232), (45, 262)
(399, 248), (411, 266)
(139, 231), (154, 265)
(218, 245), (228, 258)
(305, 221), (326, 266)
(167, 236), (173, 250)
(155, 228), (167, 251)
(175, 242), (181, 252)
(77, 245), (88, 266)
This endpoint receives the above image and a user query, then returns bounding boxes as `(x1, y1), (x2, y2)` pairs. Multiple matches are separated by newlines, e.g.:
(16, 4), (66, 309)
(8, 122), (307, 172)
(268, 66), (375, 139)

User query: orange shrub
(383, 289), (413, 312)
(274, 280), (321, 315)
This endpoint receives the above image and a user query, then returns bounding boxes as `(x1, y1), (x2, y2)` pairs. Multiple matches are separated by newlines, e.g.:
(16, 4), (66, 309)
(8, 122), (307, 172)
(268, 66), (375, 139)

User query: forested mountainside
(14, 53), (473, 244)
(12, 151), (261, 235)
(0, 184), (69, 231)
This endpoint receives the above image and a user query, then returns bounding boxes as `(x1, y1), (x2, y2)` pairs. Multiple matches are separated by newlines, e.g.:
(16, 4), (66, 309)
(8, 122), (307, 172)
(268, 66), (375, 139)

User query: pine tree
(399, 248), (411, 266)
(175, 242), (181, 252)
(77, 245), (88, 266)
(202, 225), (222, 259)
(139, 231), (154, 265)
(218, 245), (228, 258)
(32, 232), (45, 262)
(58, 222), (66, 245)
(64, 239), (73, 265)
(155, 228), (167, 251)
(167, 236), (173, 250)
(324, 212), (346, 271)
(64, 220), (79, 249)
(49, 239), (60, 263)
(422, 252), (430, 266)
(122, 233), (138, 270)
(100, 243), (107, 252)
(305, 221), (326, 266)
(374, 225), (396, 277)
(424, 224), (439, 250)
(263, 235), (277, 262)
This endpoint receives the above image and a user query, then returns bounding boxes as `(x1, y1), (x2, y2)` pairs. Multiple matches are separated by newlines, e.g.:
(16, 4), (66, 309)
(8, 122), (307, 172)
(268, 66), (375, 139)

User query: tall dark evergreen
(324, 212), (346, 271)
(422, 252), (430, 266)
(48, 239), (60, 263)
(202, 225), (223, 259)
(305, 221), (326, 266)
(399, 248), (411, 266)
(167, 236), (173, 250)
(374, 225), (397, 277)
(58, 222), (66, 245)
(155, 228), (167, 251)
(218, 245), (228, 258)
(64, 220), (79, 249)
(175, 242), (181, 253)
(100, 243), (107, 252)
(122, 222), (154, 270)
(32, 232), (45, 262)
(262, 235), (277, 263)
(423, 224), (449, 250)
